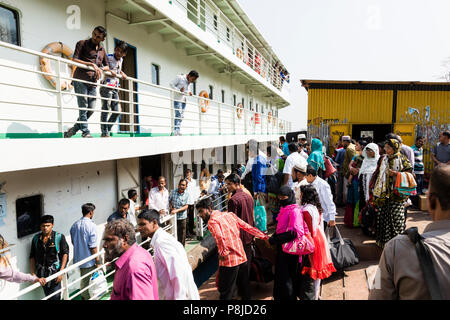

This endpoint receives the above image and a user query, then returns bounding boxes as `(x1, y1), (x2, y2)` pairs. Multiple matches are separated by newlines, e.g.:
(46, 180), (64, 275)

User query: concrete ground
(197, 206), (433, 300)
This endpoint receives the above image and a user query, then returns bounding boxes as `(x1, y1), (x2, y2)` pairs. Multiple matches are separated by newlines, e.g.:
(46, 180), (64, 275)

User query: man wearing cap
(292, 160), (308, 204)
(298, 133), (307, 145)
(342, 136), (356, 178)
(298, 141), (309, 161)
(282, 142), (308, 191)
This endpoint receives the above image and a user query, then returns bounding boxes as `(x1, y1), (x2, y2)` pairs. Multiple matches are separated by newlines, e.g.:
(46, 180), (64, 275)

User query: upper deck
(0, 0), (292, 173)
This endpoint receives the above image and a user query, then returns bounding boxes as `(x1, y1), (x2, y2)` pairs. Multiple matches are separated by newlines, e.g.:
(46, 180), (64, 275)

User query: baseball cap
(342, 135), (351, 142)
(298, 134), (306, 140)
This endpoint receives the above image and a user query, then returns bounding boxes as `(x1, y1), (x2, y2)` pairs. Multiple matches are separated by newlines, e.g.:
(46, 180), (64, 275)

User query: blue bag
(254, 198), (267, 232)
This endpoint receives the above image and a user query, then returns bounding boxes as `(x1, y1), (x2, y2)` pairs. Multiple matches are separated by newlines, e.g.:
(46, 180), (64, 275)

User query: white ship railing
(9, 213), (177, 300)
(0, 41), (291, 139)
(172, 0), (291, 93)
(8, 189), (231, 300)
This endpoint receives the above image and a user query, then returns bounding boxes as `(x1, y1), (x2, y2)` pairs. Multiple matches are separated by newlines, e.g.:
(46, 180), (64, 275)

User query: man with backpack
(29, 215), (69, 300)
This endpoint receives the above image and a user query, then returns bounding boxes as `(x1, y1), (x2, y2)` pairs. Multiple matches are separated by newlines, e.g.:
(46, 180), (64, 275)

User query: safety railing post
(55, 60), (63, 137)
(198, 96), (202, 135)
(233, 104), (236, 135)
(170, 90), (175, 135)
(62, 273), (69, 300)
(218, 101), (221, 135)
(128, 79), (134, 136)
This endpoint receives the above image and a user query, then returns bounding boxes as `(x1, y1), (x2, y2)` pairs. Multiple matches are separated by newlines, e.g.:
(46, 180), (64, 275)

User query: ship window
(226, 27), (230, 42)
(0, 5), (20, 46)
(221, 90), (225, 103)
(209, 85), (213, 100)
(241, 98), (244, 108)
(233, 94), (236, 106)
(192, 81), (197, 95)
(213, 15), (218, 31)
(151, 63), (160, 85)
(16, 194), (42, 238)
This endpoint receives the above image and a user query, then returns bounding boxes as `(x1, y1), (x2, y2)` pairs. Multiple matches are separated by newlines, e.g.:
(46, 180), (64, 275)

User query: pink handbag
(282, 211), (315, 256)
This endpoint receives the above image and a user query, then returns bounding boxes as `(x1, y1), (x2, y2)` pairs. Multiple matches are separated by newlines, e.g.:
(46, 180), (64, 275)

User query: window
(209, 85), (214, 100)
(221, 90), (225, 103)
(233, 94), (236, 106)
(151, 63), (160, 85)
(0, 5), (20, 45)
(16, 195), (42, 238)
(226, 27), (230, 42)
(241, 98), (244, 108)
(192, 81), (197, 95)
(213, 15), (218, 31)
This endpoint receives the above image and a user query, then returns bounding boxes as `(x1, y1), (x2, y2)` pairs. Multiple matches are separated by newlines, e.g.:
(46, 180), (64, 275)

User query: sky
(238, 0), (450, 131)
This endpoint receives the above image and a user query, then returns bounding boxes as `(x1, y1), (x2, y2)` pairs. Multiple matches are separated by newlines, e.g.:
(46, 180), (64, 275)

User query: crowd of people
(1, 131), (449, 300)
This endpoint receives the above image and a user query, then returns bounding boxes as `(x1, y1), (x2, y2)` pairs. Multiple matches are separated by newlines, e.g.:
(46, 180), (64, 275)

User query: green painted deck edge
(0, 132), (271, 139)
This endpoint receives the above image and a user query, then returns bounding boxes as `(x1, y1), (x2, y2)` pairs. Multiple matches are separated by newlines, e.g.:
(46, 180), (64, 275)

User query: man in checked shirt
(196, 197), (269, 300)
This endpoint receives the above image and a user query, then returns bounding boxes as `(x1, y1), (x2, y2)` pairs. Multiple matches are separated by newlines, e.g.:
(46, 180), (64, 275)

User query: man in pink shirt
(103, 219), (159, 300)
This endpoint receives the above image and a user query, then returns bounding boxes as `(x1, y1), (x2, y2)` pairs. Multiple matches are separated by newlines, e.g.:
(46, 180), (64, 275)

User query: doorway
(140, 154), (162, 204)
(115, 39), (139, 134)
(352, 124), (392, 143)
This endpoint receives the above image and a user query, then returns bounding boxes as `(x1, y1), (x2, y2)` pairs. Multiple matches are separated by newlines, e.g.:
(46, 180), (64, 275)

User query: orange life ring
(236, 102), (244, 118)
(268, 111), (272, 122)
(254, 112), (260, 125)
(199, 90), (210, 113)
(236, 48), (244, 61)
(40, 42), (76, 90)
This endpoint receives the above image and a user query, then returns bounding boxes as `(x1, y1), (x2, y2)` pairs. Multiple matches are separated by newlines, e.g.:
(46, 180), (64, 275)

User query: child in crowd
(299, 185), (336, 300)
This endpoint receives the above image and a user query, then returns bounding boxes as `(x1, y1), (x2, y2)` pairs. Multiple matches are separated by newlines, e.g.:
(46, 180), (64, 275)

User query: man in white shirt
(283, 142), (308, 190)
(305, 165), (336, 229)
(137, 210), (200, 300)
(292, 160), (309, 204)
(127, 189), (139, 227)
(298, 142), (309, 161)
(185, 169), (200, 238)
(148, 176), (169, 217)
(169, 70), (199, 136)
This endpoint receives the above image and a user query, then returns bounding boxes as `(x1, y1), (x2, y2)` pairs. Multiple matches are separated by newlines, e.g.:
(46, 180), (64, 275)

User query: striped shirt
(207, 210), (268, 267)
(411, 145), (424, 175)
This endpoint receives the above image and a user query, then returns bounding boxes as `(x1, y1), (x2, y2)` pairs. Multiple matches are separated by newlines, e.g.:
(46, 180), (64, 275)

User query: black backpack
(265, 170), (283, 194)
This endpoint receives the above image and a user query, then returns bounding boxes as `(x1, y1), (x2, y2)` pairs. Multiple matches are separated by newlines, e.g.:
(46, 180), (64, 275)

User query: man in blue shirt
(280, 136), (290, 157)
(70, 203), (100, 300)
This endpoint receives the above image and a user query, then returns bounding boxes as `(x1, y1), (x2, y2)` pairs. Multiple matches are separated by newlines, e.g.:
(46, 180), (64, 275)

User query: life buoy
(199, 90), (210, 113)
(40, 42), (76, 90)
(236, 48), (243, 61)
(268, 111), (272, 122)
(254, 112), (260, 125)
(236, 102), (244, 119)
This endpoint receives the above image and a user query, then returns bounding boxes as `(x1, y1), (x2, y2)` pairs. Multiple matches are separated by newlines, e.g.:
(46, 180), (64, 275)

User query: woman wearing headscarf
(344, 139), (368, 227)
(307, 138), (325, 178)
(371, 139), (412, 247)
(266, 186), (315, 300)
(359, 143), (380, 207)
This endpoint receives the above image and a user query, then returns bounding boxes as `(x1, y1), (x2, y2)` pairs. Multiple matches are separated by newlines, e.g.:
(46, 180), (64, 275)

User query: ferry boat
(0, 0), (291, 299)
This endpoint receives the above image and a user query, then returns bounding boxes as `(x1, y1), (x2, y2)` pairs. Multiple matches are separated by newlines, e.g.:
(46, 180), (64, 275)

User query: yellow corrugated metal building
(301, 80), (450, 174)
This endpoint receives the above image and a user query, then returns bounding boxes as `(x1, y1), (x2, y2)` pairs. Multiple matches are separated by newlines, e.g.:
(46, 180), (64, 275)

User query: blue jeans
(73, 81), (97, 134)
(100, 87), (120, 135)
(416, 174), (424, 195)
(174, 101), (186, 132)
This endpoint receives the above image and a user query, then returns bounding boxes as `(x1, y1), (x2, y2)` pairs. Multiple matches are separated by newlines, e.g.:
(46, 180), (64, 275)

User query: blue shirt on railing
(70, 217), (98, 269)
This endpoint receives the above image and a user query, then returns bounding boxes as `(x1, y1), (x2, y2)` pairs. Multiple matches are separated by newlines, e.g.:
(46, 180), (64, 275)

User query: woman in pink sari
(267, 186), (315, 300)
